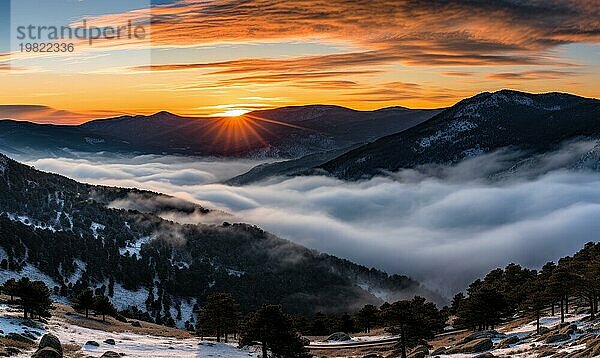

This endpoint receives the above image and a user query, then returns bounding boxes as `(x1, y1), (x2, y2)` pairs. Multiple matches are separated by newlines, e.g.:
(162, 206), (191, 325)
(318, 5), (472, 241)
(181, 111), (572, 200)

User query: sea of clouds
(18, 144), (600, 297)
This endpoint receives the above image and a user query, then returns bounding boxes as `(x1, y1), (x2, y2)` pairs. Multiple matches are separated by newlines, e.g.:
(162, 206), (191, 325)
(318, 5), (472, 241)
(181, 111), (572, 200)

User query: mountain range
(2, 89), (600, 325)
(226, 90), (600, 184)
(0, 105), (440, 159)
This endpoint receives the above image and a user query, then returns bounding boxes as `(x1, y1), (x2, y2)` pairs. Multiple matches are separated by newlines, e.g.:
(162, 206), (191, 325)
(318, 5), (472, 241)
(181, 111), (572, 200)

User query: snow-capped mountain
(317, 90), (600, 180)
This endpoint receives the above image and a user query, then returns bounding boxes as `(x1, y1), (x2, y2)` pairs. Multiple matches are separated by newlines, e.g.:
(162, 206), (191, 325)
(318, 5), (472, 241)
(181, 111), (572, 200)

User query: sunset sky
(0, 0), (599, 124)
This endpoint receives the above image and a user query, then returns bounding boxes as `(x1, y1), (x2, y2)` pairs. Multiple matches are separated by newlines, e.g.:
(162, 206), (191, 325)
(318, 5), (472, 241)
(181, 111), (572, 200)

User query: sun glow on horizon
(217, 109), (251, 117)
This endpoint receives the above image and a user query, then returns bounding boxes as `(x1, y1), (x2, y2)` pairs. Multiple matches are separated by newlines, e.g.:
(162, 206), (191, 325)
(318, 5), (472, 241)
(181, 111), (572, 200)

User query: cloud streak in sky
(18, 144), (600, 297)
(138, 0), (600, 69)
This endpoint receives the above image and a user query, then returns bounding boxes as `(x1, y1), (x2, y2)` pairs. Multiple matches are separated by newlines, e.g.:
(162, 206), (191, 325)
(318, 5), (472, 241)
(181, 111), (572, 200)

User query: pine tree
(240, 305), (310, 358)
(1, 278), (18, 301)
(198, 292), (240, 343)
(11, 278), (52, 319)
(381, 296), (446, 358)
(337, 313), (356, 333)
(355, 304), (378, 333)
(520, 276), (549, 334)
(93, 294), (116, 322)
(450, 292), (465, 315)
(74, 288), (95, 318)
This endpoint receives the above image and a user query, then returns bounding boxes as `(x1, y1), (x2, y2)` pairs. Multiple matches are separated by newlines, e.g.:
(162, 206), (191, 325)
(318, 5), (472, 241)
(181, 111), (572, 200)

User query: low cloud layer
(20, 148), (600, 297)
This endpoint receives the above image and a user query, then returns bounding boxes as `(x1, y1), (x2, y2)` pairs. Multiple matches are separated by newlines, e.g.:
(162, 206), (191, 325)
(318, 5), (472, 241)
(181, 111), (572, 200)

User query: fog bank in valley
(21, 146), (600, 296)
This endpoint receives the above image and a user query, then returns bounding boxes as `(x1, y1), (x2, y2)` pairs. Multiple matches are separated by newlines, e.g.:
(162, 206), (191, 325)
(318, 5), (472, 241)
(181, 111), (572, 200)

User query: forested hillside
(0, 153), (437, 328)
(319, 90), (600, 180)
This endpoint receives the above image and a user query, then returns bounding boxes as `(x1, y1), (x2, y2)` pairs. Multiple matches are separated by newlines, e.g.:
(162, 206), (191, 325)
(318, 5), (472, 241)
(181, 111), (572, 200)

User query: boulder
(131, 321), (141, 328)
(559, 323), (578, 336)
(448, 338), (493, 354)
(100, 352), (121, 358)
(85, 341), (100, 347)
(31, 347), (62, 358)
(104, 339), (116, 345)
(545, 333), (570, 343)
(538, 326), (551, 335)
(38, 334), (63, 356)
(497, 335), (519, 348)
(325, 332), (351, 342)
(430, 347), (446, 355)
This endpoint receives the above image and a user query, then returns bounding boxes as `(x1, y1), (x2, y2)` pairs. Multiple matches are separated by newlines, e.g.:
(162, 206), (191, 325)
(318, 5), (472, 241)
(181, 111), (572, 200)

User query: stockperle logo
(7, 0), (151, 73)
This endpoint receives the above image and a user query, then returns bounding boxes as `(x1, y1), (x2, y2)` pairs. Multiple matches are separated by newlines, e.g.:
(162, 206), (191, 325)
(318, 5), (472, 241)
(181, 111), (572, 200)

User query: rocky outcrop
(31, 334), (63, 358)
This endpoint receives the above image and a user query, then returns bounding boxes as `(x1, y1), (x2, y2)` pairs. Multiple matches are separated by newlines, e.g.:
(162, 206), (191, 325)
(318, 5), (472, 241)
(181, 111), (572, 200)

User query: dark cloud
(487, 70), (581, 81)
(0, 105), (89, 124)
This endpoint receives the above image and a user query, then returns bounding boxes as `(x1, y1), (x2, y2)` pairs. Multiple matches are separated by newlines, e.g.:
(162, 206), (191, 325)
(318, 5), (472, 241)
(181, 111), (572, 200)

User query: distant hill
(0, 106), (440, 159)
(316, 90), (600, 180)
(0, 153), (442, 328)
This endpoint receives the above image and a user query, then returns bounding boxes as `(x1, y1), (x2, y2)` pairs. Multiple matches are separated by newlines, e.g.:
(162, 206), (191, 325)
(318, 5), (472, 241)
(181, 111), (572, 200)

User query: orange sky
(1, 0), (599, 124)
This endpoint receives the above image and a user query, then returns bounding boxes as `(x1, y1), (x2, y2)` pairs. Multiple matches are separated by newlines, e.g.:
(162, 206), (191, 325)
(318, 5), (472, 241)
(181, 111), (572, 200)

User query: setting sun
(219, 109), (251, 117)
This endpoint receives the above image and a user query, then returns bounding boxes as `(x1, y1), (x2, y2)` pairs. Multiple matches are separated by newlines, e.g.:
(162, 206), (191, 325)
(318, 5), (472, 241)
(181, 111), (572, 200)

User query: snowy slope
(0, 304), (258, 358)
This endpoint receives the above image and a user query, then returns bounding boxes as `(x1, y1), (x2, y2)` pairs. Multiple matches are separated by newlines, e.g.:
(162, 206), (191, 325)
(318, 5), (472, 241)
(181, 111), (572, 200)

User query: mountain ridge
(0, 105), (440, 159)
(315, 89), (600, 180)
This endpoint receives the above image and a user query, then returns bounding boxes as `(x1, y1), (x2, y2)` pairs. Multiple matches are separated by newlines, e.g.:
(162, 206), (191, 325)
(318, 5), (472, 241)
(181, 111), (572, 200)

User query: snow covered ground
(433, 312), (599, 358)
(0, 304), (258, 358)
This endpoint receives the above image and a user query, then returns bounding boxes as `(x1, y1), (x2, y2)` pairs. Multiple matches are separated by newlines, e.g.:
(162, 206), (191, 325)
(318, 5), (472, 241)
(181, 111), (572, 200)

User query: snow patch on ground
(90, 222), (105, 239)
(111, 283), (149, 312)
(0, 265), (67, 304)
(177, 299), (196, 326)
(0, 304), (46, 337)
(119, 236), (153, 258)
(505, 313), (588, 335)
(357, 282), (394, 302)
(419, 121), (477, 148)
(226, 268), (245, 277)
(456, 92), (563, 119)
(64, 259), (87, 285)
(2, 212), (58, 232)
